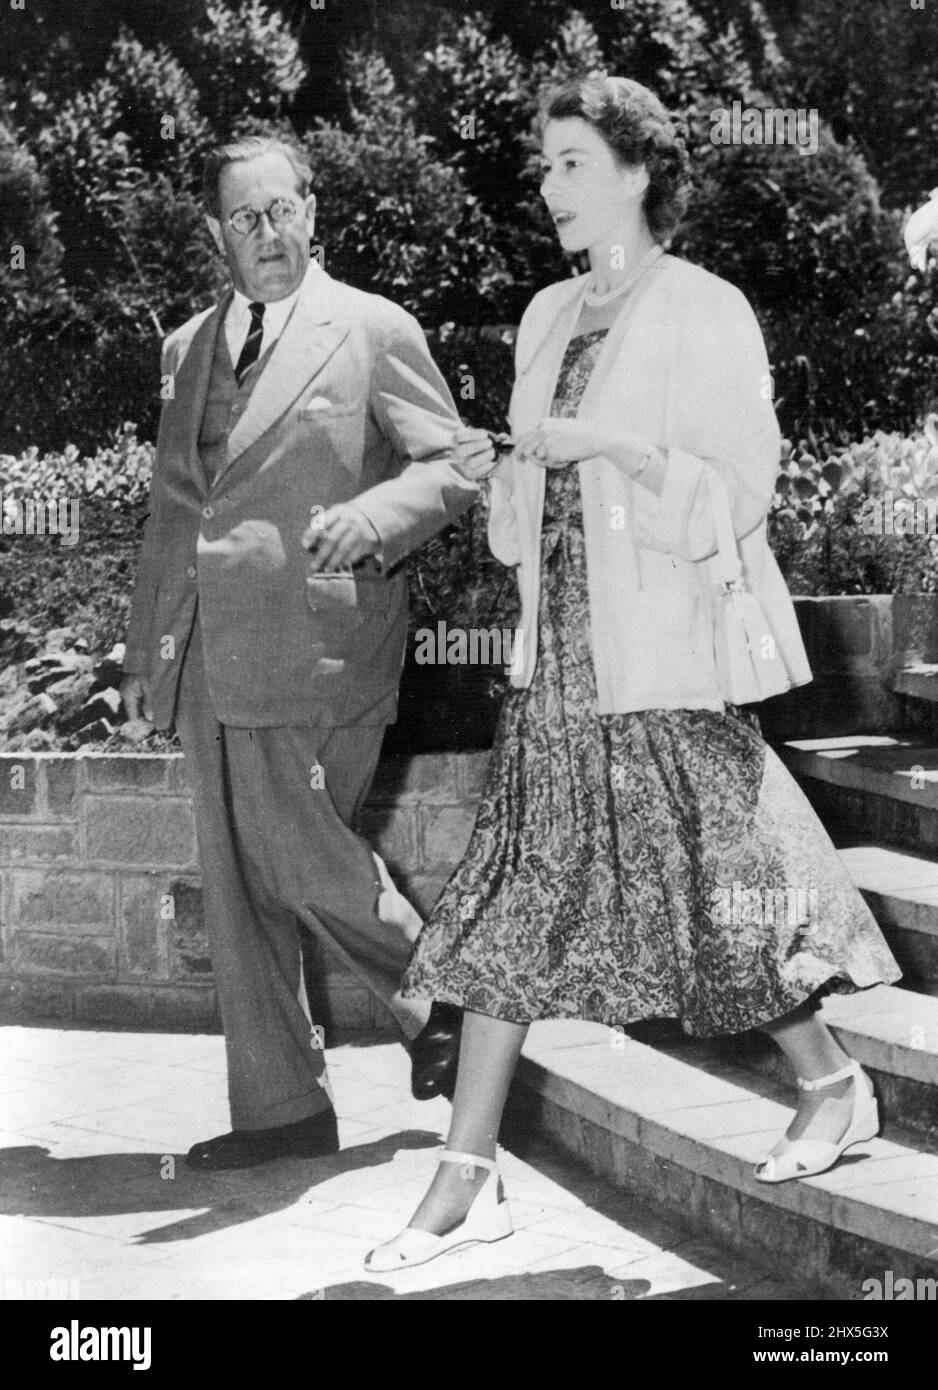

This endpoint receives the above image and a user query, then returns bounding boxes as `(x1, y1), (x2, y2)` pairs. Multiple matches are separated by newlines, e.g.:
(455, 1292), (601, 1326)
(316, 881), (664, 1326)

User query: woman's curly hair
(537, 73), (691, 243)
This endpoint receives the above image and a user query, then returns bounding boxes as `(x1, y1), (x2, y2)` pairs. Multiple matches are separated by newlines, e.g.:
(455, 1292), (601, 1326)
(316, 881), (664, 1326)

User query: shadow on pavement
(0, 1129), (441, 1244)
(304, 1270), (653, 1300)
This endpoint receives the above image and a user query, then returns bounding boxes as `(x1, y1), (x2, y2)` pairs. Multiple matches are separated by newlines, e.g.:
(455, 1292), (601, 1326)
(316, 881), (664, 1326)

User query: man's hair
(537, 73), (691, 243)
(202, 135), (313, 219)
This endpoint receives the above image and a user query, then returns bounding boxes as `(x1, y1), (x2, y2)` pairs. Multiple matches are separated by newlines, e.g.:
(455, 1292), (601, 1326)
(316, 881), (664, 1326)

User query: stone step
(895, 664), (938, 703)
(838, 845), (938, 987)
(728, 984), (938, 1143)
(781, 735), (938, 856)
(517, 1018), (938, 1298)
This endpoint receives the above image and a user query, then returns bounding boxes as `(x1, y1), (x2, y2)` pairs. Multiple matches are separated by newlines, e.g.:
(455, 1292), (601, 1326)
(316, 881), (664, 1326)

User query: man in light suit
(120, 135), (470, 1168)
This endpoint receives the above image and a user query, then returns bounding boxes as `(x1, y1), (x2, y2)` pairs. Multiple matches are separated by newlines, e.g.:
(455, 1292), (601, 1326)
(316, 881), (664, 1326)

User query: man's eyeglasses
(225, 198), (300, 236)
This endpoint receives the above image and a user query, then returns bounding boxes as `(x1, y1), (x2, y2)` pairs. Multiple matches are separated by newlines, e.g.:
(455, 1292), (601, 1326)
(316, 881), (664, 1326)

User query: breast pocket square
(300, 396), (360, 419)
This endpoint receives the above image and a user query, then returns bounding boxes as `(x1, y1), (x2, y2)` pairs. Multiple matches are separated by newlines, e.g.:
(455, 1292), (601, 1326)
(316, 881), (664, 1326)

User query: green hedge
(7, 410), (938, 681)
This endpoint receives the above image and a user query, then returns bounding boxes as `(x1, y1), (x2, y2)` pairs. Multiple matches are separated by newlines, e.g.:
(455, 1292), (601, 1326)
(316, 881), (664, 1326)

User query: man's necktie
(234, 301), (265, 384)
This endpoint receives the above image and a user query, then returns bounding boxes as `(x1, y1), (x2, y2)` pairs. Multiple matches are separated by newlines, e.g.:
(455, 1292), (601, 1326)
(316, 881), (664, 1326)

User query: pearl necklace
(583, 244), (664, 308)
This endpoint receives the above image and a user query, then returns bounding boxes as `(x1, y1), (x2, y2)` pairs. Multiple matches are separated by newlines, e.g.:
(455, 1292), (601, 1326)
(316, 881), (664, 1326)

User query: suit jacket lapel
(169, 293), (230, 497)
(222, 265), (350, 475)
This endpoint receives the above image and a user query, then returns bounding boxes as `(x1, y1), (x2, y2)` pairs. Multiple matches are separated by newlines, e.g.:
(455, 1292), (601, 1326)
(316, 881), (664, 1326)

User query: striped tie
(234, 301), (265, 384)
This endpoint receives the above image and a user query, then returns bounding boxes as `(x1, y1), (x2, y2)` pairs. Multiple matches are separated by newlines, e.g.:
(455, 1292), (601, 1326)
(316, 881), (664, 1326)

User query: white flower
(904, 189), (938, 271)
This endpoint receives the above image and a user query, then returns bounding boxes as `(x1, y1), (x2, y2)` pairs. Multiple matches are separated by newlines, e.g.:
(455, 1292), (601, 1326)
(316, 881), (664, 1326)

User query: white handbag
(707, 469), (792, 705)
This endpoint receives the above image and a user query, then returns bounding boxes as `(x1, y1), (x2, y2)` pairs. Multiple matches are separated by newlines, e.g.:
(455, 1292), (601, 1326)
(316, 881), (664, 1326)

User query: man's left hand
(302, 503), (382, 571)
(515, 418), (609, 469)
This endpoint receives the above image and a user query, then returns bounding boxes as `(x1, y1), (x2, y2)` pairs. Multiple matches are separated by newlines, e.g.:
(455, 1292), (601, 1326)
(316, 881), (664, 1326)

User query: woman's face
(539, 116), (646, 254)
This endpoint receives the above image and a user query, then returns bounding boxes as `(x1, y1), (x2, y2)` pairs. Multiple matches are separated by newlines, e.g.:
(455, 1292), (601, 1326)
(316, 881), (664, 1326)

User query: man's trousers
(174, 619), (429, 1130)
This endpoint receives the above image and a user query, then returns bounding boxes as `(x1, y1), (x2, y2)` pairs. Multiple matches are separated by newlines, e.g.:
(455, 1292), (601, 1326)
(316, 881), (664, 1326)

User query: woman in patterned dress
(366, 74), (902, 1272)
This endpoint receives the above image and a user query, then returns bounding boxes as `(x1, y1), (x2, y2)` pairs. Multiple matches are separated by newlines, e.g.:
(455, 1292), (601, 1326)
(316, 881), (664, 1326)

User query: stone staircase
(516, 1005), (938, 1300)
(780, 736), (938, 985)
(515, 666), (938, 1299)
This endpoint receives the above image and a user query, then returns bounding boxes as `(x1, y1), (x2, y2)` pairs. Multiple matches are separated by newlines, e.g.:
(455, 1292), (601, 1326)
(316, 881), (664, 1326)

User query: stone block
(0, 755), (39, 817)
(80, 754), (173, 793)
(13, 931), (115, 976)
(892, 594), (938, 665)
(869, 595), (894, 667)
(367, 991), (401, 1035)
(74, 983), (154, 1028)
(0, 976), (74, 1021)
(167, 878), (212, 980)
(641, 1147), (700, 1221)
(168, 755), (196, 794)
(826, 596), (876, 659)
(367, 753), (460, 806)
(41, 756), (79, 817)
(459, 751), (492, 798)
(685, 1168), (743, 1253)
(402, 872), (449, 918)
(84, 795), (197, 867)
(535, 1093), (587, 1168)
(118, 873), (171, 977)
(0, 825), (79, 863)
(421, 804), (477, 870)
(12, 869), (115, 934)
(358, 805), (418, 872)
(0, 872), (7, 969)
(148, 984), (220, 1031)
(737, 1193), (827, 1293)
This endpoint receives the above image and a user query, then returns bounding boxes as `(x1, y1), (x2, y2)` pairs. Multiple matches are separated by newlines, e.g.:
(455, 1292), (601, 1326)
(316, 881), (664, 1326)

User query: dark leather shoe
(185, 1110), (340, 1169)
(410, 1001), (462, 1101)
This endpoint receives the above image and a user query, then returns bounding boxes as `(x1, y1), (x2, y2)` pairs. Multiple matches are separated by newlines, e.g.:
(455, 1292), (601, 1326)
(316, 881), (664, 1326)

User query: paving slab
(0, 1023), (805, 1301)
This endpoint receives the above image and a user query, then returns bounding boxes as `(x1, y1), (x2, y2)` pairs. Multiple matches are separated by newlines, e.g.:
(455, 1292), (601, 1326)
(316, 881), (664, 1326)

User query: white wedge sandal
(364, 1149), (514, 1272)
(754, 1058), (880, 1183)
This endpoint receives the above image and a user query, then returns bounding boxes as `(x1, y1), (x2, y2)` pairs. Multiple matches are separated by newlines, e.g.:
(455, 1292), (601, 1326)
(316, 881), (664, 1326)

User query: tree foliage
(1, 0), (936, 451)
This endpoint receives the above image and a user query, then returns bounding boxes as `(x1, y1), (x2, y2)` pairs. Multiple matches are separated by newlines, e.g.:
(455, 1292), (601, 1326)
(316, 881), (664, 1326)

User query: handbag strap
(706, 467), (744, 588)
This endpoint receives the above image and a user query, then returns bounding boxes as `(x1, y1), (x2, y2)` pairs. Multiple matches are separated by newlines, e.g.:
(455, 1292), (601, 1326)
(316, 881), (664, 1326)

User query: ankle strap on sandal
(797, 1060), (858, 1092)
(439, 1149), (497, 1172)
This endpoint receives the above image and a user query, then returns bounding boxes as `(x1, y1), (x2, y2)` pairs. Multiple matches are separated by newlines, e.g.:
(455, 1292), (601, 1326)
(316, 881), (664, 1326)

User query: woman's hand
(515, 418), (609, 469)
(452, 426), (499, 480)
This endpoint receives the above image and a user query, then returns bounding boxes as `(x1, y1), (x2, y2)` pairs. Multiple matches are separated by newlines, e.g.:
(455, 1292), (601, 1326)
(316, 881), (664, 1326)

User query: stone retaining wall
(0, 594), (933, 1030)
(0, 750), (486, 1032)
(760, 594), (894, 742)
(762, 594), (938, 742)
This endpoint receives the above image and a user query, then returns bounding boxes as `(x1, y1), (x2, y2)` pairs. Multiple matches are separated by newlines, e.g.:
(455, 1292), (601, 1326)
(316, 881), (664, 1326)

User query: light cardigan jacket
(490, 253), (813, 714)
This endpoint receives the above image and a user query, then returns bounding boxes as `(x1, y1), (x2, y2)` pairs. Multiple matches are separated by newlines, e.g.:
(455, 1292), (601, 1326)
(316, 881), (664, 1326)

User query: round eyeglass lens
(268, 198), (297, 226)
(229, 199), (298, 234)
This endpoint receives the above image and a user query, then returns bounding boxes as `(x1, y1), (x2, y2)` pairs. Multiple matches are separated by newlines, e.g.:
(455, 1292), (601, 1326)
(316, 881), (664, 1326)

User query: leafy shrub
(182, 0), (307, 135)
(0, 417), (520, 660)
(767, 0), (938, 208)
(769, 423), (938, 595)
(5, 0), (937, 455)
(305, 51), (510, 323)
(0, 118), (65, 314)
(0, 423), (154, 509)
(0, 425), (154, 652)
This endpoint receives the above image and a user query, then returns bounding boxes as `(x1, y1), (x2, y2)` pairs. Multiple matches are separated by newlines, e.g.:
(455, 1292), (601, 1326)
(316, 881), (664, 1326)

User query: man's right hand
(452, 426), (500, 480)
(119, 673), (154, 725)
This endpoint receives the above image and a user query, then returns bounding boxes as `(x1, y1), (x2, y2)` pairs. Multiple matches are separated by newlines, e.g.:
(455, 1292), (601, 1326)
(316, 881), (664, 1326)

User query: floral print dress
(401, 331), (901, 1036)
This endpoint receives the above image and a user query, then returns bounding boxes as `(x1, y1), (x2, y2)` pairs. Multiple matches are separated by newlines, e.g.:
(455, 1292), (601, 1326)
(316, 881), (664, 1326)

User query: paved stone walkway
(0, 1024), (803, 1301)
